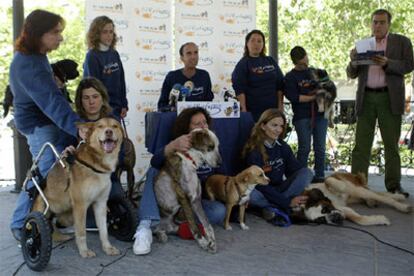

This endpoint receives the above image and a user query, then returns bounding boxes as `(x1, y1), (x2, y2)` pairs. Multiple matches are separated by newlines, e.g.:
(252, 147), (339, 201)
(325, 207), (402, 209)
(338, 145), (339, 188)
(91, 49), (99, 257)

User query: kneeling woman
(243, 109), (313, 218)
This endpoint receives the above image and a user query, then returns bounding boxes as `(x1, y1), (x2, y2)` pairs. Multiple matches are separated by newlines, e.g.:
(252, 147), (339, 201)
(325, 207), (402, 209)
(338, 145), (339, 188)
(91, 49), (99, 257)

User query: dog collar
(182, 152), (197, 167)
(74, 156), (109, 174)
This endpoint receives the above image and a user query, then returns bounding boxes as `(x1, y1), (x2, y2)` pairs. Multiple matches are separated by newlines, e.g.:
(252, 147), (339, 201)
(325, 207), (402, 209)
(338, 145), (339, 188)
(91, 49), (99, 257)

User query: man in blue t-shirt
(158, 42), (214, 110)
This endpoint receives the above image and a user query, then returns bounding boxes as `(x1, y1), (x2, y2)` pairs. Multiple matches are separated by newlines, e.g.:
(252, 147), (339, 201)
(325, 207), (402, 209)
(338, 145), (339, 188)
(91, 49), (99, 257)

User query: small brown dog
(205, 165), (270, 230)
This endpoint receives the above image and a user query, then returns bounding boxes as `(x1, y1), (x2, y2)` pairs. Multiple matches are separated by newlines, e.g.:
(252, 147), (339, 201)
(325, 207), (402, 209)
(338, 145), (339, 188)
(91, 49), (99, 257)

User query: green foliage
(257, 0), (414, 80)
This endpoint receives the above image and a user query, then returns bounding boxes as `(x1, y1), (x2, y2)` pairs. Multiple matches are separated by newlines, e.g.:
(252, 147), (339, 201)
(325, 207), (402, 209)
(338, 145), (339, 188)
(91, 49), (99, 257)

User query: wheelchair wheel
(21, 211), (52, 271)
(107, 198), (137, 241)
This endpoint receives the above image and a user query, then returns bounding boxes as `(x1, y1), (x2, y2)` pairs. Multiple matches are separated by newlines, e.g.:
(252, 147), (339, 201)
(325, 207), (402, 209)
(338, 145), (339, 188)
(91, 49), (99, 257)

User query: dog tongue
(103, 140), (115, 153)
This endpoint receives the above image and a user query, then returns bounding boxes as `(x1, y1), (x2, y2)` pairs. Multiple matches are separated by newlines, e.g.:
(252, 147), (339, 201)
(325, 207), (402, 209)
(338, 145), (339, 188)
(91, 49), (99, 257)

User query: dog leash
(121, 118), (129, 139)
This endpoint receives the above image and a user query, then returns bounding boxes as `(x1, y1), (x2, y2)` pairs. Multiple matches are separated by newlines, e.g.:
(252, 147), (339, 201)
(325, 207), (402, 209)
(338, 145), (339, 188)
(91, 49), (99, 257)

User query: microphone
(169, 83), (182, 108)
(223, 88), (237, 102)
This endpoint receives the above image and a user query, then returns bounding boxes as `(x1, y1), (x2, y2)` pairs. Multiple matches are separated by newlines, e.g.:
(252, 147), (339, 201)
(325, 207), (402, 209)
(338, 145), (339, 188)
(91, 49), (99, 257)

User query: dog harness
(224, 176), (252, 205)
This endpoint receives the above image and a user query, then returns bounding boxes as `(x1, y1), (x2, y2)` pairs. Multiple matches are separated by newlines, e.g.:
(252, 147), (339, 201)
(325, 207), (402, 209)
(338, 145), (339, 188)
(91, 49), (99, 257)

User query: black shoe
(311, 177), (325, 183)
(11, 228), (22, 242)
(389, 187), (410, 198)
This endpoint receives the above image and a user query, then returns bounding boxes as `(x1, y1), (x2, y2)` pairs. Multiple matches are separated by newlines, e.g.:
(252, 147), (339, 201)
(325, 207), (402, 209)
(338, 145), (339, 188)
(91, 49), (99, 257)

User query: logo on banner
(219, 13), (253, 24)
(119, 53), (129, 62)
(136, 102), (157, 112)
(180, 11), (208, 20)
(219, 73), (232, 84)
(223, 0), (250, 8)
(137, 88), (161, 97)
(136, 39), (171, 50)
(136, 70), (168, 82)
(223, 59), (238, 67)
(138, 24), (167, 34)
(139, 55), (167, 64)
(178, 0), (213, 6)
(219, 42), (244, 54)
(199, 57), (213, 66)
(113, 19), (128, 29)
(92, 3), (123, 13)
(135, 7), (170, 19)
(177, 26), (214, 36)
(223, 28), (249, 37)
(198, 41), (209, 51)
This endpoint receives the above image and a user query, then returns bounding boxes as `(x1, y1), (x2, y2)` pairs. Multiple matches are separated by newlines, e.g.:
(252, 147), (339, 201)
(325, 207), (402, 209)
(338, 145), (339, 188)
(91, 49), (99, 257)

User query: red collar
(182, 152), (197, 167)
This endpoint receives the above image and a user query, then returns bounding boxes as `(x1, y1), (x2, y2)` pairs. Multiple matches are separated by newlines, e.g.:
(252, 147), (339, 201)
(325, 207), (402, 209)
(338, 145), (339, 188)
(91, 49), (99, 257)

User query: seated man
(133, 107), (225, 255)
(158, 42), (214, 110)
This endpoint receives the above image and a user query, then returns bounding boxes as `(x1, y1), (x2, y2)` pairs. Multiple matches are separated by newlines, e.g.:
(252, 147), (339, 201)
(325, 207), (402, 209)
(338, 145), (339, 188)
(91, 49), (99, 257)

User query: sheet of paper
(355, 37), (376, 53)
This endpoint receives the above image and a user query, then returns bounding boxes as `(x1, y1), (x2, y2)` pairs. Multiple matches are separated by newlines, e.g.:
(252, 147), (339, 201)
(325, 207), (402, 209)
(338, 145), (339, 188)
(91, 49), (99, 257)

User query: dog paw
(207, 241), (217, 254)
(103, 245), (120, 256)
(80, 249), (96, 258)
(155, 231), (168, 243)
(224, 225), (232, 231)
(375, 215), (391, 225)
(240, 223), (249, 230)
(399, 204), (412, 213)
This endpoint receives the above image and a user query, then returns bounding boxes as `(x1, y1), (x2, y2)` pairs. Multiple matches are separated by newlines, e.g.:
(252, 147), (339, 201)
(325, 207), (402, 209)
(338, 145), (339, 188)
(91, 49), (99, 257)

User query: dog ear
(76, 121), (94, 140)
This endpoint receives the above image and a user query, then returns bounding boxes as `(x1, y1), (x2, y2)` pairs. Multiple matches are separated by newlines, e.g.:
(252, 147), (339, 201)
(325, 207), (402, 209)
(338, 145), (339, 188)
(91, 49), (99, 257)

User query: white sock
(138, 219), (151, 230)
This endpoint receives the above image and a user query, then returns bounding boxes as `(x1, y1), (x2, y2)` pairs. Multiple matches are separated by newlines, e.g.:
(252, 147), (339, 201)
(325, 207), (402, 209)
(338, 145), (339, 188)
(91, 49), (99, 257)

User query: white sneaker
(133, 227), (152, 255)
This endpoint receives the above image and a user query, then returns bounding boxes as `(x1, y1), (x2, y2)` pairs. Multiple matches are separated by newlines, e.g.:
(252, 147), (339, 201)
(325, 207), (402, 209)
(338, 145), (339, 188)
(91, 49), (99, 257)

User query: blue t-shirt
(231, 56), (284, 121)
(245, 140), (303, 210)
(9, 52), (79, 137)
(284, 68), (323, 122)
(83, 49), (128, 115)
(158, 68), (213, 109)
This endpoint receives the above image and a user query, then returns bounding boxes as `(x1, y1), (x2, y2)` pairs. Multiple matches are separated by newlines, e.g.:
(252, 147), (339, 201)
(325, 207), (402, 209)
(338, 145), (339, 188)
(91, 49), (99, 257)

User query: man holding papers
(346, 9), (413, 197)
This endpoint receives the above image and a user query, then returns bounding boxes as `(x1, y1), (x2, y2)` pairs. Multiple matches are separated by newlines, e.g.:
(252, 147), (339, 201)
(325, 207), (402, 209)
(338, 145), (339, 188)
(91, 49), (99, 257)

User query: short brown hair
(75, 77), (112, 120)
(290, 46), (307, 65)
(87, 16), (117, 50)
(15, 9), (65, 54)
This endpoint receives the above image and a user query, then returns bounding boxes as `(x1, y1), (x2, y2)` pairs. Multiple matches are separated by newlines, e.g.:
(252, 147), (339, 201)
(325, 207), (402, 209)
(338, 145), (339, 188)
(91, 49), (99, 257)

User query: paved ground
(0, 174), (413, 276)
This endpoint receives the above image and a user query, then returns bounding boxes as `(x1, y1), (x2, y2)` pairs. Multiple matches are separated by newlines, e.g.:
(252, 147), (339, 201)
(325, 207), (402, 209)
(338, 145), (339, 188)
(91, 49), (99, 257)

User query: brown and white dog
(205, 165), (269, 230)
(154, 128), (221, 253)
(292, 172), (411, 226)
(32, 117), (123, 258)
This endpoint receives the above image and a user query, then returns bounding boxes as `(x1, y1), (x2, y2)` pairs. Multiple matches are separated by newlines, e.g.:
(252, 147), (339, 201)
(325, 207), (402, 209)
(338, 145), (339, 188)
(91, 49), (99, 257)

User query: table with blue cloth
(145, 112), (255, 176)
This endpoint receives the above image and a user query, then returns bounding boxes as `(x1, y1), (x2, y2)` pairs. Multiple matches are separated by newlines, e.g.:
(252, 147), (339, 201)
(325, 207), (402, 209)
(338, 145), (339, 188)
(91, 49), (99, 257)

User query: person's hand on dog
(120, 108), (128, 118)
(61, 145), (76, 158)
(371, 55), (388, 67)
(165, 134), (192, 155)
(290, 195), (308, 208)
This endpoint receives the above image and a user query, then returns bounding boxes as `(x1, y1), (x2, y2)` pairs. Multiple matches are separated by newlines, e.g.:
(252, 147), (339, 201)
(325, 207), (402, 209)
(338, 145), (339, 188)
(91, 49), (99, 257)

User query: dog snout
(105, 128), (113, 137)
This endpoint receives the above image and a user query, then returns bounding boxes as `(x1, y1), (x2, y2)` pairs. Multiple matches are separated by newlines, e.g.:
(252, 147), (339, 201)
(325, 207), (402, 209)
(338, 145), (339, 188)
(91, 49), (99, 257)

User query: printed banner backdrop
(175, 0), (255, 98)
(85, 0), (255, 179)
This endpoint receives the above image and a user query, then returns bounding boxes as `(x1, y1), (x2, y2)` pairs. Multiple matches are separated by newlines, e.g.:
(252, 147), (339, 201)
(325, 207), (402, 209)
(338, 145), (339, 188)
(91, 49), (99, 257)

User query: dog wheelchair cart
(20, 142), (137, 271)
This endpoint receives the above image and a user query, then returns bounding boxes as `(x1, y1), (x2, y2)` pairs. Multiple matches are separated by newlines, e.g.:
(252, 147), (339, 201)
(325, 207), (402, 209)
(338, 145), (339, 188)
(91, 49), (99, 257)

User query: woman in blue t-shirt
(232, 30), (284, 121)
(158, 42), (214, 110)
(84, 16), (128, 119)
(243, 109), (313, 217)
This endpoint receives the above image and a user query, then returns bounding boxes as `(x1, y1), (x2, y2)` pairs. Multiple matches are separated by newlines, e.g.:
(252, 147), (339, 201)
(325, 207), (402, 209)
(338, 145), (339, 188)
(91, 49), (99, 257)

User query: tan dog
(205, 165), (270, 230)
(292, 172), (411, 226)
(32, 117), (123, 258)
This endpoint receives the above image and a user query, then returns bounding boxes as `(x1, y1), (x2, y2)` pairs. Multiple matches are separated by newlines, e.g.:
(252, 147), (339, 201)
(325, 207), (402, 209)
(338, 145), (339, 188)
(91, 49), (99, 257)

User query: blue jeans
(250, 167), (314, 208)
(294, 117), (328, 179)
(139, 167), (225, 226)
(10, 125), (64, 230)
